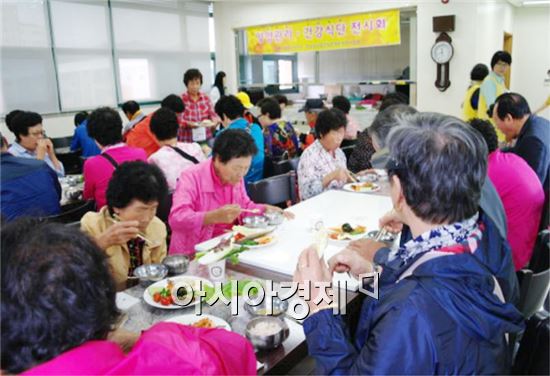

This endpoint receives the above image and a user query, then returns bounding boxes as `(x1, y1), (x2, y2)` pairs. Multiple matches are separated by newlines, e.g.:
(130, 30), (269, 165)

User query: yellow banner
(246, 9), (401, 55)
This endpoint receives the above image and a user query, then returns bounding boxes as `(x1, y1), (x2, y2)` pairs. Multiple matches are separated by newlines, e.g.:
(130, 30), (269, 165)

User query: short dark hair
(5, 109), (22, 132)
(0, 218), (119, 374)
(471, 63), (489, 81)
(214, 95), (245, 121)
(387, 112), (487, 224)
(468, 118), (498, 153)
(379, 92), (409, 111)
(315, 108), (347, 138)
(273, 94), (288, 106)
(212, 129), (258, 163)
(106, 161), (168, 212)
(494, 92), (531, 120)
(74, 111), (88, 127)
(332, 95), (351, 114)
(183, 68), (203, 87)
(86, 107), (123, 146)
(150, 108), (178, 141)
(10, 111), (43, 141)
(260, 98), (282, 120)
(490, 50), (512, 69)
(160, 94), (185, 114)
(368, 104), (418, 149)
(121, 100), (140, 116)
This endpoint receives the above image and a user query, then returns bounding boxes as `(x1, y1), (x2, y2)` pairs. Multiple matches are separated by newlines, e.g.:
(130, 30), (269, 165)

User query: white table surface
(235, 190), (393, 290)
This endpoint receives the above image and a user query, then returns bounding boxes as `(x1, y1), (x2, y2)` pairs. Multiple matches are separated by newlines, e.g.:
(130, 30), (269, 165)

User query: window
(0, 0), (212, 116)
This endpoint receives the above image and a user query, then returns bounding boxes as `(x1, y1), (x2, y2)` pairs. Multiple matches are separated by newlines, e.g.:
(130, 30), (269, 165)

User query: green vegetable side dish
(195, 245), (249, 265)
(340, 223), (366, 235)
(342, 223), (354, 233)
(203, 279), (261, 300)
(240, 239), (259, 246)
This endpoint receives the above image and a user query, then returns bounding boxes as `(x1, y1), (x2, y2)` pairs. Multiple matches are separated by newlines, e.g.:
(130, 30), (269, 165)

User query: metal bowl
(244, 296), (289, 317)
(132, 264), (168, 286)
(264, 211), (284, 226)
(242, 215), (269, 228)
(162, 255), (189, 275)
(366, 230), (396, 243)
(358, 173), (379, 183)
(245, 317), (289, 350)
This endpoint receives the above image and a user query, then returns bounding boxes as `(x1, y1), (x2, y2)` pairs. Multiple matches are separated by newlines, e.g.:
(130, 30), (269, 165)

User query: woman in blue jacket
(294, 112), (524, 374)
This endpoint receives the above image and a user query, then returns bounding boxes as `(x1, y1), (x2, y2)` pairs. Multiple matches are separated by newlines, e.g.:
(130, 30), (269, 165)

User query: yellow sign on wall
(246, 9), (401, 55)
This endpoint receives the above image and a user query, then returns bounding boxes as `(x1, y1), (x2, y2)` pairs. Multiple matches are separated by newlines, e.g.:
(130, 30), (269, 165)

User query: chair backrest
(51, 136), (73, 149)
(247, 172), (297, 206)
(341, 145), (356, 160)
(529, 230), (549, 273)
(512, 312), (549, 375)
(156, 192), (173, 224)
(57, 151), (83, 175)
(46, 200), (95, 224)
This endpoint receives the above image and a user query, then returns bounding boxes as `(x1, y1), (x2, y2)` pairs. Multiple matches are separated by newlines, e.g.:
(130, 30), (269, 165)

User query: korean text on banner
(246, 9), (401, 55)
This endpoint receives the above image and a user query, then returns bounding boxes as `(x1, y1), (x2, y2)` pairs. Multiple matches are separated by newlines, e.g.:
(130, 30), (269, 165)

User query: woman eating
(169, 129), (292, 256)
(297, 108), (352, 200)
(1, 218), (257, 374)
(294, 113), (523, 374)
(81, 161), (168, 289)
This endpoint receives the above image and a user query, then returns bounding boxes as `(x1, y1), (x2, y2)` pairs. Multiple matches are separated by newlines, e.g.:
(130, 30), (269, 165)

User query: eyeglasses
(28, 130), (45, 137)
(495, 61), (510, 67)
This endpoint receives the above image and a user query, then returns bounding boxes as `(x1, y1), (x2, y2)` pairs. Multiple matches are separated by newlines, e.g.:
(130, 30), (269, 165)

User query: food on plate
(349, 182), (379, 192)
(328, 223), (367, 240)
(248, 321), (282, 337)
(148, 278), (206, 306)
(192, 317), (215, 328)
(203, 279), (260, 300)
(239, 235), (274, 247)
(150, 279), (175, 306)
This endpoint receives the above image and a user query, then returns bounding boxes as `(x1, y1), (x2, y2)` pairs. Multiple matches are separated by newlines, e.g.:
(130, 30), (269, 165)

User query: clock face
(431, 41), (454, 64)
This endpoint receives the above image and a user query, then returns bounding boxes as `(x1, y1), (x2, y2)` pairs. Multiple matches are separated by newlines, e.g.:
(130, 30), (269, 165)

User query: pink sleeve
(168, 172), (207, 238)
(112, 323), (256, 375)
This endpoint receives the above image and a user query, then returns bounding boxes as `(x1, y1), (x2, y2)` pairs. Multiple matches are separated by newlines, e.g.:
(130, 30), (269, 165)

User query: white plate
(143, 276), (213, 310)
(237, 235), (278, 249)
(326, 224), (367, 244)
(165, 313), (231, 331)
(343, 182), (381, 193)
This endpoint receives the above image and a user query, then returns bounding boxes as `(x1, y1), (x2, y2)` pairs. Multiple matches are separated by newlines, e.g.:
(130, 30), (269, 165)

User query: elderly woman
(0, 218), (256, 374)
(294, 113), (523, 374)
(169, 129), (291, 255)
(297, 108), (351, 200)
(178, 68), (219, 143)
(84, 107), (147, 209)
(81, 161), (168, 289)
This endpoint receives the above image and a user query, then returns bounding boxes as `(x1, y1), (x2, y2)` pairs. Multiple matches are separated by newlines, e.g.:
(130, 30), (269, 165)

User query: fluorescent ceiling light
(523, 0), (550, 5)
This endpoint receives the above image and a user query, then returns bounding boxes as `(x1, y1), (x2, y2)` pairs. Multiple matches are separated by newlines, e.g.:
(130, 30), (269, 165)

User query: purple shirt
(168, 158), (265, 255)
(83, 144), (147, 209)
(487, 149), (545, 270)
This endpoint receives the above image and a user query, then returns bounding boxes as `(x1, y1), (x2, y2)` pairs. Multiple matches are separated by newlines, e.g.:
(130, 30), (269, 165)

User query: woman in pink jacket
(169, 129), (291, 255)
(1, 218), (256, 375)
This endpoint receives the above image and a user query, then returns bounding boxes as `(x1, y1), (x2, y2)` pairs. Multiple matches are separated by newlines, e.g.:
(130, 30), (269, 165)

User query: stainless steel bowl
(162, 255), (189, 275)
(245, 317), (289, 350)
(366, 230), (396, 243)
(244, 296), (289, 317)
(358, 173), (379, 183)
(132, 264), (168, 286)
(264, 211), (284, 226)
(242, 215), (269, 228)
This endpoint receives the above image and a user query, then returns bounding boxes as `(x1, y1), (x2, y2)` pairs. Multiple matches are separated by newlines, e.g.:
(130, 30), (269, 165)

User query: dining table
(120, 183), (394, 374)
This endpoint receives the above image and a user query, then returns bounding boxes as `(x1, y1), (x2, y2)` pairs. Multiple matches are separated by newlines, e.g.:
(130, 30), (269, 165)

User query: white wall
(214, 0), (548, 119)
(511, 6), (550, 119)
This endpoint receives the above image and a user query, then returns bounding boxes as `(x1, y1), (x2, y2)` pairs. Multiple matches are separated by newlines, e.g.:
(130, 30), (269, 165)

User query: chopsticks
(241, 208), (261, 214)
(108, 215), (159, 247)
(374, 228), (388, 242)
(347, 170), (359, 183)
